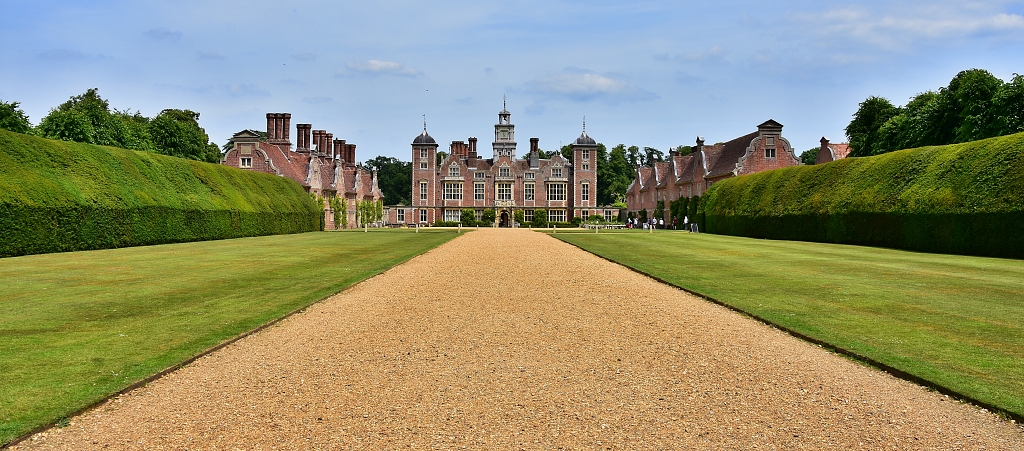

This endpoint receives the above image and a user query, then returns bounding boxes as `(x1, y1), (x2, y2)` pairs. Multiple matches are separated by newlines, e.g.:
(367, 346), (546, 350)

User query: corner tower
(412, 120), (439, 224)
(571, 118), (598, 216)
(492, 97), (517, 159)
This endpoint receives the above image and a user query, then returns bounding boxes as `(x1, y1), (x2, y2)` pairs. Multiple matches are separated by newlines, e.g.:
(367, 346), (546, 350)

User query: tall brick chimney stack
(346, 144), (357, 168)
(337, 140), (347, 162)
(325, 133), (333, 158)
(281, 113), (291, 145)
(297, 124), (312, 150)
(530, 137), (539, 153)
(468, 137), (478, 160)
(695, 136), (705, 154)
(266, 113), (277, 141)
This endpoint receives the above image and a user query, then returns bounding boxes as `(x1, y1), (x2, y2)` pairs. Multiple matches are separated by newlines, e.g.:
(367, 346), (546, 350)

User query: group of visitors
(624, 215), (699, 233)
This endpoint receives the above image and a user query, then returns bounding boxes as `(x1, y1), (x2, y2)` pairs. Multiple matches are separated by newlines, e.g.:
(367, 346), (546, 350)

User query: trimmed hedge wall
(698, 132), (1024, 258)
(0, 130), (322, 257)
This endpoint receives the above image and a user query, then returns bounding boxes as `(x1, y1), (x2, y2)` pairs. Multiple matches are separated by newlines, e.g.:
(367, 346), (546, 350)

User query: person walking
(683, 215), (689, 233)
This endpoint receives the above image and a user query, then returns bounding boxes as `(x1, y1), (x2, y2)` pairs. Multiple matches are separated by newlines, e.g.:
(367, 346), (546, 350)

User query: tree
(149, 109), (220, 162)
(531, 209), (547, 227)
(945, 68), (1004, 143)
(363, 156), (412, 205)
(800, 147), (819, 165)
(626, 145), (641, 167)
(560, 144), (573, 162)
(436, 150), (449, 166)
(995, 73), (1024, 135)
(601, 144), (632, 207)
(644, 147), (664, 164)
(845, 96), (899, 157)
(514, 209), (525, 226)
(0, 100), (32, 134)
(461, 208), (476, 226)
(482, 208), (496, 225)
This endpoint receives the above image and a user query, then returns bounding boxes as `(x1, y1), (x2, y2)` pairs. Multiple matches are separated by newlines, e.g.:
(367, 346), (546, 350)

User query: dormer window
(552, 167), (562, 178)
(499, 166), (510, 177)
(449, 164), (460, 177)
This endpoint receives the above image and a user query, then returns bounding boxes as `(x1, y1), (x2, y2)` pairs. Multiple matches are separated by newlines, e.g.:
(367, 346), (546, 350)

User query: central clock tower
(492, 96), (517, 159)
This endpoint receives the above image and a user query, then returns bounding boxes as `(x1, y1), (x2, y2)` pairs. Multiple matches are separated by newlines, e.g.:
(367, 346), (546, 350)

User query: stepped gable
(705, 131), (757, 178)
(636, 166), (654, 191)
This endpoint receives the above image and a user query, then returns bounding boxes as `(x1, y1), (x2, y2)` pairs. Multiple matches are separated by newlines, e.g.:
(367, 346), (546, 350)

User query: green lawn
(553, 230), (1024, 419)
(0, 229), (457, 445)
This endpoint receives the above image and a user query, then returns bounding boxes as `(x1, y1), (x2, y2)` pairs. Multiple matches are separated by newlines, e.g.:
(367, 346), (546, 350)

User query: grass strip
(552, 230), (1024, 420)
(0, 229), (458, 445)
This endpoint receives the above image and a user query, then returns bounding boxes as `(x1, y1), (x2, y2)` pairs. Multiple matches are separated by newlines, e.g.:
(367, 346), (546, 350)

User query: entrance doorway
(500, 211), (510, 227)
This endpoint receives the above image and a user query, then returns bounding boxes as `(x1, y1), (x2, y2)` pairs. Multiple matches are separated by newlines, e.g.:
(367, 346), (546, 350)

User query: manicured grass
(553, 230), (1024, 419)
(0, 229), (457, 445)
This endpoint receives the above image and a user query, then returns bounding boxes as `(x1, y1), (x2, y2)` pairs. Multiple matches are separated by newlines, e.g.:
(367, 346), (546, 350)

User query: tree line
(845, 69), (1024, 157)
(0, 88), (221, 163)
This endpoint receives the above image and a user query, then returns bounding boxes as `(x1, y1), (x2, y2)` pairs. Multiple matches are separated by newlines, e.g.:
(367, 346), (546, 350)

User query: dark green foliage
(363, 156), (412, 205)
(800, 147), (819, 165)
(699, 133), (1024, 258)
(846, 96), (899, 157)
(0, 100), (32, 134)
(461, 208), (476, 226)
(0, 130), (321, 257)
(654, 200), (665, 220)
(149, 109), (220, 163)
(849, 70), (1024, 157)
(638, 209), (648, 223)
(514, 209), (525, 225)
(431, 220), (460, 227)
(531, 208), (548, 227)
(482, 208), (496, 225)
(599, 144), (632, 206)
(570, 215), (582, 226)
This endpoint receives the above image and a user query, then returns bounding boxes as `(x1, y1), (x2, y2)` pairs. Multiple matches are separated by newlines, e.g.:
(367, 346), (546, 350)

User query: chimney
(820, 136), (830, 151)
(325, 133), (333, 157)
(282, 113), (291, 144)
(468, 137), (478, 160)
(530, 137), (539, 154)
(346, 144), (357, 167)
(297, 124), (312, 150)
(695, 136), (705, 150)
(334, 139), (344, 160)
(266, 113), (278, 141)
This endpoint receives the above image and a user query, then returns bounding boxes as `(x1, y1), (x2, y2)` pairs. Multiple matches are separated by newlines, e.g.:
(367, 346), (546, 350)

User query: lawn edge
(1, 233), (455, 449)
(552, 233), (1024, 425)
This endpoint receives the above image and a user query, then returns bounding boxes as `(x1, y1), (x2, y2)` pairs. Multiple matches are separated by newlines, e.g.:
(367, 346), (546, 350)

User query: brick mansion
(221, 113), (383, 229)
(392, 104), (619, 227)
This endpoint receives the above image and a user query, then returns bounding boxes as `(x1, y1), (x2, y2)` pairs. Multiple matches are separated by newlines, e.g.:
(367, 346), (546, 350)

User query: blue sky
(2, 0), (1023, 161)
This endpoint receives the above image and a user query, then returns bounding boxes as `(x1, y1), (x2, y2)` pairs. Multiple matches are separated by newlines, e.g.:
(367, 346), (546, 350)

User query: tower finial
(423, 114), (426, 131)
(583, 116), (586, 133)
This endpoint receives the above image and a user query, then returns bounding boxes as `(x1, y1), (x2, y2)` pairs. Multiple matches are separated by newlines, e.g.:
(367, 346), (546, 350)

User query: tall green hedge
(0, 130), (322, 257)
(699, 132), (1024, 258)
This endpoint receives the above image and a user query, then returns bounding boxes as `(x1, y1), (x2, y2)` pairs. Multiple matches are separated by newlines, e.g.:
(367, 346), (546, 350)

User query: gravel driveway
(14, 228), (1023, 449)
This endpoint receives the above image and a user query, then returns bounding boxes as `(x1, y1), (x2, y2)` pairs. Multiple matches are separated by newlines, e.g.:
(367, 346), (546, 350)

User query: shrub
(699, 132), (1024, 258)
(531, 209), (548, 227)
(461, 208), (476, 227)
(0, 130), (321, 257)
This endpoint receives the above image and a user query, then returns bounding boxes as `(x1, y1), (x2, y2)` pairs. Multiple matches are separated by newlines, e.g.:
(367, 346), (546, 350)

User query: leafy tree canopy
(149, 109), (220, 163)
(363, 156), (412, 205)
(800, 147), (819, 165)
(0, 100), (32, 134)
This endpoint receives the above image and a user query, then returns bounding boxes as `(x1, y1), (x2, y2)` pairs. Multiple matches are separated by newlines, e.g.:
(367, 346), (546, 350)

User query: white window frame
(496, 182), (512, 201)
(525, 172), (535, 180)
(449, 164), (460, 177)
(444, 209), (461, 222)
(525, 210), (534, 222)
(583, 163), (589, 171)
(240, 157), (252, 168)
(524, 183), (535, 201)
(549, 209), (566, 222)
(475, 209), (484, 221)
(552, 167), (562, 178)
(499, 166), (510, 177)
(444, 182), (463, 200)
(419, 209), (428, 223)
(765, 148), (776, 158)
(397, 209), (405, 222)
(582, 149), (590, 160)
(474, 182), (485, 200)
(419, 181), (428, 201)
(581, 183), (589, 201)
(547, 183), (566, 201)
(420, 149), (428, 159)
(475, 171), (485, 179)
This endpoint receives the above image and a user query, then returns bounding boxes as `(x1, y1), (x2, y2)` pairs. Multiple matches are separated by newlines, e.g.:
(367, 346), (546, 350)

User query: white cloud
(800, 7), (1024, 49)
(524, 69), (657, 103)
(342, 60), (422, 77)
(143, 27), (182, 42)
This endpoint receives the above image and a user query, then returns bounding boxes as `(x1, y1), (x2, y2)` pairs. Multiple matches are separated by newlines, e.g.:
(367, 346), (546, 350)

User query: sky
(2, 0), (1023, 161)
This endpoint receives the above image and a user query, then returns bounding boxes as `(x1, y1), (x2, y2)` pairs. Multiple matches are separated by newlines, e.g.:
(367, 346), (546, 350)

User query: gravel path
(13, 229), (1023, 450)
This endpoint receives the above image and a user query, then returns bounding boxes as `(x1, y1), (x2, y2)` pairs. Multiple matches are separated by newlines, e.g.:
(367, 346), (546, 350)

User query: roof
(673, 154), (695, 184)
(413, 129), (436, 145)
(636, 166), (653, 191)
(654, 161), (671, 188)
(574, 131), (597, 146)
(831, 143), (851, 160)
(705, 131), (758, 178)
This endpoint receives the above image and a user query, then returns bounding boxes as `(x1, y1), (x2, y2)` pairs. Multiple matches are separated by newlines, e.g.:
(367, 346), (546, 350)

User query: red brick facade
(626, 120), (801, 218)
(816, 137), (851, 164)
(395, 106), (617, 226)
(221, 113), (383, 229)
